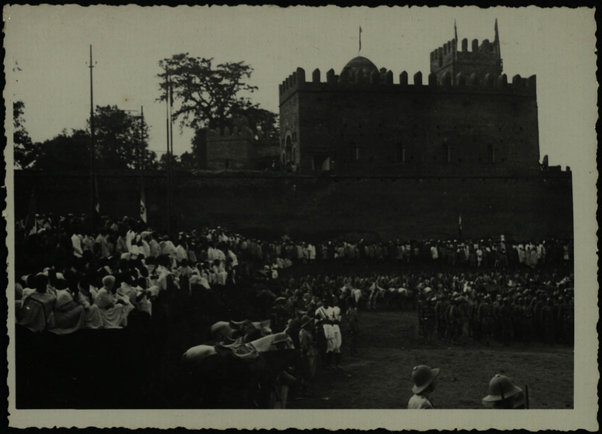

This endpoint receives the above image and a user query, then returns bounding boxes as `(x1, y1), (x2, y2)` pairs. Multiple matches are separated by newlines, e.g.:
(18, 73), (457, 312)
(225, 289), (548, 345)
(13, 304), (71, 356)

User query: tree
(29, 105), (158, 171)
(179, 151), (197, 170)
(33, 129), (90, 171)
(92, 105), (156, 170)
(190, 128), (208, 168)
(13, 101), (39, 169)
(157, 53), (258, 131)
(158, 152), (180, 170)
(233, 106), (279, 143)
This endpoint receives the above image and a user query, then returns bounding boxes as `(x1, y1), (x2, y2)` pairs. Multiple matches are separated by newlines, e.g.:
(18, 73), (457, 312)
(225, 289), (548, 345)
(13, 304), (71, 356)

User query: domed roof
(341, 56), (379, 77)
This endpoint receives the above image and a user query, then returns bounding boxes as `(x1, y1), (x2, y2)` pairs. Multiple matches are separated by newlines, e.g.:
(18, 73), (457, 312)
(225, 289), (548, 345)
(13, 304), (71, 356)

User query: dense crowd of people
(14, 212), (574, 407)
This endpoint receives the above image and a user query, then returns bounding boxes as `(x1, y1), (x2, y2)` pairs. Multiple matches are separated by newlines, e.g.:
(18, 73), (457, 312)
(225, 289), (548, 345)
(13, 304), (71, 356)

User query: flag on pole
(94, 175), (100, 214)
(28, 217), (38, 236)
(359, 26), (362, 53)
(140, 185), (147, 223)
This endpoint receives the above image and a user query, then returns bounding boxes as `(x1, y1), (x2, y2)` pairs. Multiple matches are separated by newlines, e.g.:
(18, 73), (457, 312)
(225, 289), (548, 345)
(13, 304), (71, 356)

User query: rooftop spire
(454, 20), (458, 41)
(494, 18), (499, 42)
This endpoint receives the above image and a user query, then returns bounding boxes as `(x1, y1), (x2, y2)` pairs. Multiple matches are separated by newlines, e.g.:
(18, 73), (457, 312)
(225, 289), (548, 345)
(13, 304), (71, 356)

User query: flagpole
(169, 74), (175, 233)
(88, 44), (97, 232)
(139, 106), (147, 225)
(165, 67), (172, 236)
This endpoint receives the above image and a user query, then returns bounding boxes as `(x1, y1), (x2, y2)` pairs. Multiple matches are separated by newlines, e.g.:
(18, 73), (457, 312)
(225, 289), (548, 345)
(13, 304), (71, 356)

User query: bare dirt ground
(289, 311), (573, 409)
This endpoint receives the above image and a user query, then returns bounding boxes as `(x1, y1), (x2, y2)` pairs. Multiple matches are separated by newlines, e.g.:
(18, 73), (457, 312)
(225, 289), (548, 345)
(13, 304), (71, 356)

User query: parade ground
(290, 311), (574, 409)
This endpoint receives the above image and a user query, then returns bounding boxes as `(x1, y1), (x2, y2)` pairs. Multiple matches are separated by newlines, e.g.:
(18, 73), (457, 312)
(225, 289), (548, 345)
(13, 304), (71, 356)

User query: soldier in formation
(416, 280), (573, 345)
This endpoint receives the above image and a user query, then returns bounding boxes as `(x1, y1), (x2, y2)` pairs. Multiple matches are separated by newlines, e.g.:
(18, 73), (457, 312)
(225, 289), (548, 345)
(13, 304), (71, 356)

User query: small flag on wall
(94, 176), (100, 214)
(140, 186), (147, 223)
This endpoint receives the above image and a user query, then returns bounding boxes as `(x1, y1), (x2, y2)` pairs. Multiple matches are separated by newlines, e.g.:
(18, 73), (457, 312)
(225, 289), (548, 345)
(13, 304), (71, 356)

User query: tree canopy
(158, 54), (280, 170)
(22, 105), (157, 171)
(93, 105), (156, 170)
(234, 106), (279, 142)
(13, 101), (39, 169)
(157, 53), (259, 132)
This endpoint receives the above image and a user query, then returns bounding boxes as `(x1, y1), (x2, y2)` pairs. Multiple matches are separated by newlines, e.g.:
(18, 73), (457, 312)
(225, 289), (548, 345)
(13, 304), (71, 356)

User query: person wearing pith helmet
(407, 365), (440, 409)
(482, 374), (526, 409)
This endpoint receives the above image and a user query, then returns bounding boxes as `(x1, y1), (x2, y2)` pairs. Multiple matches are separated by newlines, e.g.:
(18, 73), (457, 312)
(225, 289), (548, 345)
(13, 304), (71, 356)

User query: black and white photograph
(3, 4), (598, 431)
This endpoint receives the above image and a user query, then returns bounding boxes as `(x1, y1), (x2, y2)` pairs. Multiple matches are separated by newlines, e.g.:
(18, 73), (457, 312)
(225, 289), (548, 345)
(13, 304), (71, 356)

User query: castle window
(354, 144), (360, 161)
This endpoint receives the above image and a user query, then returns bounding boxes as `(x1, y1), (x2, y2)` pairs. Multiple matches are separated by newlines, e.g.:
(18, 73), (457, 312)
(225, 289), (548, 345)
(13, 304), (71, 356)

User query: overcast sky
(3, 5), (596, 169)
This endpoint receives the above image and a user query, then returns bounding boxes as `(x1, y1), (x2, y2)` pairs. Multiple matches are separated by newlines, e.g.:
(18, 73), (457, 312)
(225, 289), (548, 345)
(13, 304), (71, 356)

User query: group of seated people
(16, 267), (151, 333)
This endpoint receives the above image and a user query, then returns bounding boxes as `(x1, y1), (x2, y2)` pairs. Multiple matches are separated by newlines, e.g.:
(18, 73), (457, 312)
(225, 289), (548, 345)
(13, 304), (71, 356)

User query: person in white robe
(148, 235), (161, 258)
(76, 279), (103, 329)
(315, 297), (343, 368)
(18, 274), (56, 332)
(71, 233), (83, 258)
(95, 275), (134, 329)
(139, 235), (151, 259)
(117, 278), (138, 305)
(48, 288), (85, 334)
(175, 240), (188, 263)
(95, 232), (111, 258)
(160, 237), (177, 258)
(227, 249), (238, 267)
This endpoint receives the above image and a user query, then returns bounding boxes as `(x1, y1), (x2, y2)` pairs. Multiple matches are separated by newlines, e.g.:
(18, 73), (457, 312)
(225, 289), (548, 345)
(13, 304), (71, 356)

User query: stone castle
(15, 22), (573, 240)
(278, 21), (547, 177)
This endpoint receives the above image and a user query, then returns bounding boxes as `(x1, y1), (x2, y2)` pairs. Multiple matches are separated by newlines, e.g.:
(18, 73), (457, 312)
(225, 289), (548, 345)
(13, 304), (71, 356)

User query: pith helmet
(411, 365), (440, 394)
(482, 374), (522, 402)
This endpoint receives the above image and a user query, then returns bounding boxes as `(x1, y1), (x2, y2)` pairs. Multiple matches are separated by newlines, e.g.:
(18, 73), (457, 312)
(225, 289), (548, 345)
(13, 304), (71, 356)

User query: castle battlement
(279, 66), (535, 102)
(207, 125), (254, 139)
(430, 38), (500, 62)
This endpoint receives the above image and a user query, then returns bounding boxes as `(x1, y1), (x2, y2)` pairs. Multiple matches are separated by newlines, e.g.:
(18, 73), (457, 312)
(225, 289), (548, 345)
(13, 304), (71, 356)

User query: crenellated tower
(430, 20), (503, 85)
(279, 20), (540, 175)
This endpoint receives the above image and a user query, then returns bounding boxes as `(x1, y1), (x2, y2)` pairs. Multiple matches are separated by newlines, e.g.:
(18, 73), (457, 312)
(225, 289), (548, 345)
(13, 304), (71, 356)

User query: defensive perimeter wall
(14, 170), (572, 241)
